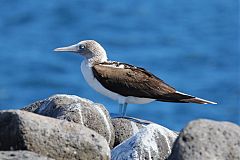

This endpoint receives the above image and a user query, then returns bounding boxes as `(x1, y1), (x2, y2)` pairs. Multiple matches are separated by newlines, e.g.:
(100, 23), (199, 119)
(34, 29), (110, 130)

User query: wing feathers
(92, 62), (217, 104)
(92, 62), (175, 99)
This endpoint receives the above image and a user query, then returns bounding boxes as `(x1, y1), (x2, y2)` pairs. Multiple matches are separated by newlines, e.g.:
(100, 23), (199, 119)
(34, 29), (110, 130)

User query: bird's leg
(118, 103), (128, 117)
(118, 103), (124, 116)
(122, 103), (128, 117)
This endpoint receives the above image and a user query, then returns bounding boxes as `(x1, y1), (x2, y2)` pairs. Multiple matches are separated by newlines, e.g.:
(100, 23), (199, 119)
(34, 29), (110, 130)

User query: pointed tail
(175, 91), (217, 104)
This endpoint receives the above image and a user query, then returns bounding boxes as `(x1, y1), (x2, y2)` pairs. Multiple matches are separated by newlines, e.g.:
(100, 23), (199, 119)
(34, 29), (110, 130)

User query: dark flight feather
(92, 61), (211, 103)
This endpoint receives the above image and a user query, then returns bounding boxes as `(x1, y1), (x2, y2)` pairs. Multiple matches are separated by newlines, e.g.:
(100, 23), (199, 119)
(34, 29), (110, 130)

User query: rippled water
(0, 0), (238, 130)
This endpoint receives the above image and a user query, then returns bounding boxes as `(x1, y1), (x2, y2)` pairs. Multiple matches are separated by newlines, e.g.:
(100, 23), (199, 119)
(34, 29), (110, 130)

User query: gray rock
(22, 99), (44, 113)
(111, 117), (148, 147)
(22, 94), (115, 148)
(0, 110), (110, 160)
(112, 123), (178, 160)
(168, 119), (240, 160)
(0, 151), (54, 160)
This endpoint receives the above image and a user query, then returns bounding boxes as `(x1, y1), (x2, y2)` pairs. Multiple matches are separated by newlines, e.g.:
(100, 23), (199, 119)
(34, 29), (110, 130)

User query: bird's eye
(79, 45), (85, 50)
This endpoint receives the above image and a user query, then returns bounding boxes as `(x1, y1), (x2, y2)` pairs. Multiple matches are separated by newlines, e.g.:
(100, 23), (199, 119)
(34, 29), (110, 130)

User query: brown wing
(92, 62), (195, 102)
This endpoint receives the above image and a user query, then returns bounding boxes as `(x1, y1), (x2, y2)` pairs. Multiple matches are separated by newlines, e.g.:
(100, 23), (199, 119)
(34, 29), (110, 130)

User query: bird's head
(54, 40), (107, 64)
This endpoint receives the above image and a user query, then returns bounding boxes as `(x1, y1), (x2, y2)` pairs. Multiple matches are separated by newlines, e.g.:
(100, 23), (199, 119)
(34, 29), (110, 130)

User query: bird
(54, 40), (217, 116)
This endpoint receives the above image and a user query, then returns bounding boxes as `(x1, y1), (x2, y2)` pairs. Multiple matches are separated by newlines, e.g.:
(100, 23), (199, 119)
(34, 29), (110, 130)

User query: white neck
(85, 53), (108, 67)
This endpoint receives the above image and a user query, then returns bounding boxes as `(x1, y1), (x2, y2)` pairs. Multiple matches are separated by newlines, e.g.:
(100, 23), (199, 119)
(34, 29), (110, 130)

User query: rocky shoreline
(0, 94), (239, 160)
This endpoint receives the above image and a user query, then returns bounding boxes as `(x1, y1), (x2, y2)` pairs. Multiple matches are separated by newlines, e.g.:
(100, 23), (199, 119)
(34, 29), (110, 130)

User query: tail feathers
(181, 97), (217, 104)
(175, 91), (217, 104)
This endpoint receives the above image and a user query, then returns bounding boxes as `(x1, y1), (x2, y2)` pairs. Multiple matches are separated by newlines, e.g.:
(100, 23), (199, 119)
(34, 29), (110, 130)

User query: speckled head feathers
(54, 40), (108, 64)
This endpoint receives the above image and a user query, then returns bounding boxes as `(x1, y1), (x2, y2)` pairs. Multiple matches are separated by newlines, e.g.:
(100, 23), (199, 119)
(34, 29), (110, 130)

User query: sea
(0, 0), (239, 130)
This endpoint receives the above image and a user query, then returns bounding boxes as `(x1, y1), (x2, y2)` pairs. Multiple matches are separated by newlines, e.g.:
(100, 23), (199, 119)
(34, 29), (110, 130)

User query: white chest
(80, 60), (155, 104)
(81, 61), (121, 101)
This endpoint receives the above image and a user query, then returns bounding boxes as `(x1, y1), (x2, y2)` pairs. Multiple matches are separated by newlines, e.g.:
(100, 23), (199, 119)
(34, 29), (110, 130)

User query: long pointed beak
(54, 44), (78, 52)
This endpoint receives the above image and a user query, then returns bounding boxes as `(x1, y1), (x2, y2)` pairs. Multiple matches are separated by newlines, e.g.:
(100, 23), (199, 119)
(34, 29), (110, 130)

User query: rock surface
(0, 110), (110, 160)
(168, 119), (240, 160)
(22, 94), (115, 148)
(0, 151), (53, 160)
(112, 123), (178, 160)
(111, 117), (149, 147)
(5, 94), (239, 160)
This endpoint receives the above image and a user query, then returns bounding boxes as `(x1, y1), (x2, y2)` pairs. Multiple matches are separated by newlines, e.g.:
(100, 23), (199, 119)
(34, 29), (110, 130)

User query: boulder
(0, 151), (53, 160)
(112, 123), (178, 160)
(168, 119), (240, 160)
(0, 110), (110, 160)
(111, 117), (151, 147)
(22, 94), (115, 148)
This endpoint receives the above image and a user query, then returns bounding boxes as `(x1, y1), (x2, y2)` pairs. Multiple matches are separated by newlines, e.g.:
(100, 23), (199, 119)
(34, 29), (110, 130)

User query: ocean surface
(0, 0), (239, 130)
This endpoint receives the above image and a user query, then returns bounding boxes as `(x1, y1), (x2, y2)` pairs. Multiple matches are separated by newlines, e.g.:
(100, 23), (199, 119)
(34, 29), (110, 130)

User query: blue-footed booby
(54, 40), (217, 116)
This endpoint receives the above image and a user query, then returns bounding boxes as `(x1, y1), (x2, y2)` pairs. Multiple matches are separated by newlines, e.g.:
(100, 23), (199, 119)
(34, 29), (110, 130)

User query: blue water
(0, 0), (239, 130)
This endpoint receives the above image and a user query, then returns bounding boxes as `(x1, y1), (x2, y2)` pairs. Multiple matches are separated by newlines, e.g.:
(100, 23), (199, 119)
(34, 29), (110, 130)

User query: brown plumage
(92, 61), (215, 104)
